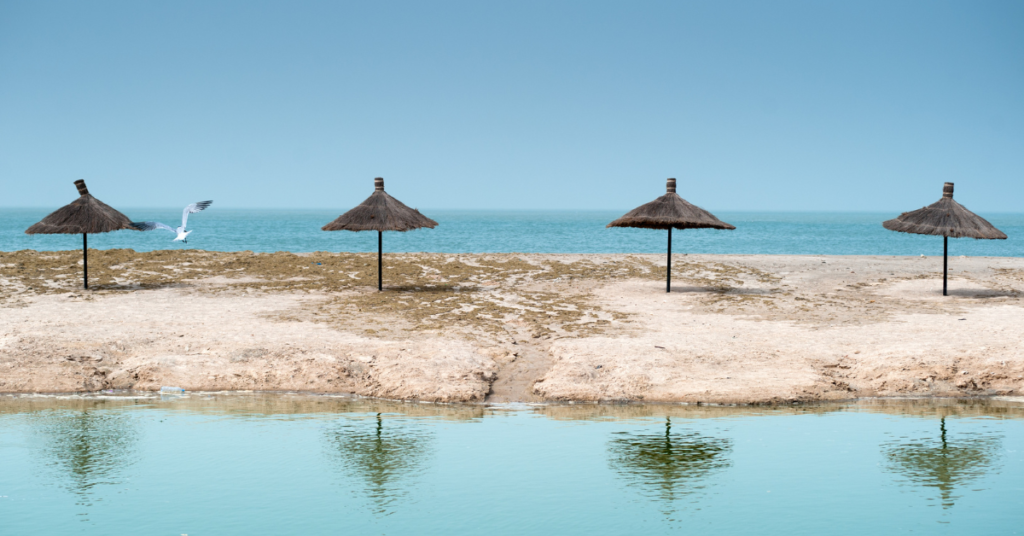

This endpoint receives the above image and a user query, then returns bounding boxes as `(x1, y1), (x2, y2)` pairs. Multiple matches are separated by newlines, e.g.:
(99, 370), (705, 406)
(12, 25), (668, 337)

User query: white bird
(132, 201), (213, 244)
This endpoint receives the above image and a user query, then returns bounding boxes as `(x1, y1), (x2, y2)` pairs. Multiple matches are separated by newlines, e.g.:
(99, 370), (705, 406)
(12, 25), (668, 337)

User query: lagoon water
(2, 209), (1023, 257)
(1, 394), (1022, 535)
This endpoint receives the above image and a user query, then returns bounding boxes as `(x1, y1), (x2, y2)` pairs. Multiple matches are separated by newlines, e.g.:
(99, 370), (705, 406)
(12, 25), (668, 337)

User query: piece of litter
(654, 346), (666, 349)
(958, 318), (966, 321)
(160, 386), (185, 394)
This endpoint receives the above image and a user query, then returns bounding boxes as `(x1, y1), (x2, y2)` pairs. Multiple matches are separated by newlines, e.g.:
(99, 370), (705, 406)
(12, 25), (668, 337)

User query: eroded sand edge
(2, 251), (1022, 403)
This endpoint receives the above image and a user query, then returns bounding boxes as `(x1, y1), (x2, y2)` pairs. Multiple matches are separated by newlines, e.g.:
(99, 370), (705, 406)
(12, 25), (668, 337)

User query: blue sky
(1, 0), (1021, 212)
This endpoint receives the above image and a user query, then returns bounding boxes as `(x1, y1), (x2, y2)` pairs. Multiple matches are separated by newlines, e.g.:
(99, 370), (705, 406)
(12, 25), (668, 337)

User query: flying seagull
(131, 201), (213, 244)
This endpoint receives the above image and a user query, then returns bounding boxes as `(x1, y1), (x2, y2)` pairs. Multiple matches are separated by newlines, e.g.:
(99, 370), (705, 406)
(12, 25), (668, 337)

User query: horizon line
(4, 206), (1023, 215)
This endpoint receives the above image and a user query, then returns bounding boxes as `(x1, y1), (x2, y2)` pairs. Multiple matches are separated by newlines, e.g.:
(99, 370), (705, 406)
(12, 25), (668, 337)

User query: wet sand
(1, 250), (1022, 403)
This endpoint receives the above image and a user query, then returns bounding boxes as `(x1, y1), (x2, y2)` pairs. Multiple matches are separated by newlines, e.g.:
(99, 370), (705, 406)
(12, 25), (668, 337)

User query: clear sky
(1, 0), (1021, 212)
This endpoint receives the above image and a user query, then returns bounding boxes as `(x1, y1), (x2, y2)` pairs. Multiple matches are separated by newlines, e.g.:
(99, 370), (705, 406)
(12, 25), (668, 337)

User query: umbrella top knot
(666, 178), (676, 193)
(943, 182), (954, 199)
(375, 177), (384, 191)
(74, 180), (89, 196)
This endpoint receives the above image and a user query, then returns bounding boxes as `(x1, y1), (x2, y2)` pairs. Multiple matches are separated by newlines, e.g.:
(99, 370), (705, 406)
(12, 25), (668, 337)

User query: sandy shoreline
(2, 250), (1023, 403)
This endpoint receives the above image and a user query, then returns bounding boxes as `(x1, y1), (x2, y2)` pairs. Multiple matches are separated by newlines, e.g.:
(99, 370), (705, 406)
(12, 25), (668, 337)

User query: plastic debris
(160, 386), (185, 394)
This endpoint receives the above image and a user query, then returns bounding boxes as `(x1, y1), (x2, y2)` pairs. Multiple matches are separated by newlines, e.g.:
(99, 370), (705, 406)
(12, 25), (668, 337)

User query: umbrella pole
(83, 233), (88, 290)
(378, 230), (383, 292)
(943, 236), (948, 297)
(666, 228), (672, 293)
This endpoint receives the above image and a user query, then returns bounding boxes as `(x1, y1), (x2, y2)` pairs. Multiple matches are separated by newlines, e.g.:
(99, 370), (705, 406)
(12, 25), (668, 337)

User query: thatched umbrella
(883, 183), (1006, 296)
(608, 178), (735, 292)
(25, 180), (136, 289)
(322, 177), (438, 291)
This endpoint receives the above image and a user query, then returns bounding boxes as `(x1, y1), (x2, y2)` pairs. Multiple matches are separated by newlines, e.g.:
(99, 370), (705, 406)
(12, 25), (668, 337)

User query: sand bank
(1, 250), (1022, 403)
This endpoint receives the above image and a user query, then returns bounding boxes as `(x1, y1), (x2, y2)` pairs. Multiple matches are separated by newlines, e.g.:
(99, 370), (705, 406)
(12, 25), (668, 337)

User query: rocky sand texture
(1, 250), (1023, 403)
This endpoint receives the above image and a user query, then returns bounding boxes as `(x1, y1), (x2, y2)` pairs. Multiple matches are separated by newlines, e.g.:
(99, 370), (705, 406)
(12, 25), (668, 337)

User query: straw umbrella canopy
(882, 182), (1006, 296)
(25, 180), (136, 289)
(608, 178), (735, 292)
(322, 177), (438, 291)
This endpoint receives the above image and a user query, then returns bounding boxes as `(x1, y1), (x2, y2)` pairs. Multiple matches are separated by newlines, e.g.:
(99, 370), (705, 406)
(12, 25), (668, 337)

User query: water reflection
(34, 408), (138, 507)
(608, 417), (732, 507)
(324, 412), (433, 514)
(1, 393), (1022, 535)
(883, 416), (1002, 509)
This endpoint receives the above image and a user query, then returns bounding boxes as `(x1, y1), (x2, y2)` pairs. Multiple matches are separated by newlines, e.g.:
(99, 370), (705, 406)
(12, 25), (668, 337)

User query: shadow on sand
(667, 284), (773, 295)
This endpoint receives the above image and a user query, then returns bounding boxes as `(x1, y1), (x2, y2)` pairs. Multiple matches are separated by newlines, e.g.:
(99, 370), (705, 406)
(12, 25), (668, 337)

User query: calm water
(1, 394), (1022, 535)
(2, 209), (1023, 256)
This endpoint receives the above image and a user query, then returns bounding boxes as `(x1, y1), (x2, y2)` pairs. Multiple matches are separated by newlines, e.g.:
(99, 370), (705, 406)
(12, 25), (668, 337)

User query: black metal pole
(667, 228), (672, 293)
(378, 230), (383, 292)
(83, 233), (88, 290)
(943, 236), (948, 297)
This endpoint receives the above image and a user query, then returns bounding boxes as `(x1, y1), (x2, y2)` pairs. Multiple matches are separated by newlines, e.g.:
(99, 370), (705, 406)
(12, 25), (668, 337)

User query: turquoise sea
(0, 395), (1022, 536)
(2, 209), (1022, 256)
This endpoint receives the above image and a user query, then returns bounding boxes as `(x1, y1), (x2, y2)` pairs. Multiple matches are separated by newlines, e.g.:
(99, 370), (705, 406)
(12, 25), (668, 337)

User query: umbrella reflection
(36, 408), (138, 505)
(883, 417), (1001, 509)
(608, 417), (731, 507)
(324, 412), (433, 514)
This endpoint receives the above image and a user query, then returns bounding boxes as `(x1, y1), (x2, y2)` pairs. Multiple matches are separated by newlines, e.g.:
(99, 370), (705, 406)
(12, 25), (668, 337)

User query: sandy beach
(1, 250), (1022, 403)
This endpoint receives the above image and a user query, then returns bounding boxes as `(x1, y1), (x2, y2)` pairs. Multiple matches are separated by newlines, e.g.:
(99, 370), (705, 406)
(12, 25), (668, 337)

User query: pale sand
(1, 251), (1022, 403)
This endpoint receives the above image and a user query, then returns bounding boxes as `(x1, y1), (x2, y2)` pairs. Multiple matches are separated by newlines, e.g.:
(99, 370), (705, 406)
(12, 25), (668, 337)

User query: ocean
(2, 209), (1022, 257)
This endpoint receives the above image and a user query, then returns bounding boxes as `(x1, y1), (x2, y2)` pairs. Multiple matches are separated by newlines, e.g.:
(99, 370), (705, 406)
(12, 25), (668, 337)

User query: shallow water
(1, 395), (1022, 535)
(3, 209), (1023, 256)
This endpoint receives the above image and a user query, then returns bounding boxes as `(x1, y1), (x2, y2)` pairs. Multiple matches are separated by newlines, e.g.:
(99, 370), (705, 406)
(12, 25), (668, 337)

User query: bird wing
(131, 221), (176, 233)
(181, 200), (213, 228)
